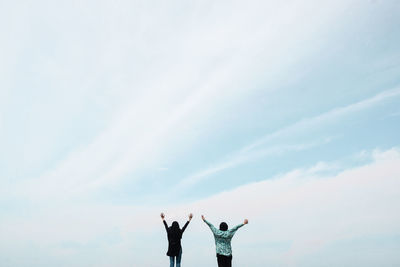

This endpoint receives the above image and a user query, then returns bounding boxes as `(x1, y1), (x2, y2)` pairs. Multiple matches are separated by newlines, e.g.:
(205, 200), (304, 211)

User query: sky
(1, 0), (400, 266)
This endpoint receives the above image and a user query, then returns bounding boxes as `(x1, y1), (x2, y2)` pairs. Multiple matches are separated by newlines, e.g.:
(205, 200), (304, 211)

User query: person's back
(202, 215), (248, 267)
(166, 221), (184, 254)
(207, 222), (243, 256)
(161, 213), (193, 267)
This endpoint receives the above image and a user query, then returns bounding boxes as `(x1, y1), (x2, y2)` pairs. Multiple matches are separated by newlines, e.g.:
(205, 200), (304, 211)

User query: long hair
(168, 221), (182, 240)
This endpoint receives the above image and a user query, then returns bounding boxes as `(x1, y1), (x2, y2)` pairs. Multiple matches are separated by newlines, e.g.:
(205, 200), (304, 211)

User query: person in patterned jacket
(201, 215), (248, 267)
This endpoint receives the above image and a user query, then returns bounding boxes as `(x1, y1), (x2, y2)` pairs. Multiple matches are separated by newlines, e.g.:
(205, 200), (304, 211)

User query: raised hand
(189, 213), (193, 221)
(160, 213), (165, 220)
(244, 219), (248, 224)
(201, 215), (205, 221)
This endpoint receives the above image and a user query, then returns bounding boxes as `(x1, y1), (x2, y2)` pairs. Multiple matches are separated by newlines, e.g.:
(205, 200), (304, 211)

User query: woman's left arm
(229, 219), (248, 235)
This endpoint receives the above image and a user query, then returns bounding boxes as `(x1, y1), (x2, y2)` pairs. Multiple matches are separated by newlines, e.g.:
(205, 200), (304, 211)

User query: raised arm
(181, 213), (193, 234)
(161, 213), (168, 231)
(229, 223), (244, 233)
(229, 219), (248, 234)
(201, 215), (218, 234)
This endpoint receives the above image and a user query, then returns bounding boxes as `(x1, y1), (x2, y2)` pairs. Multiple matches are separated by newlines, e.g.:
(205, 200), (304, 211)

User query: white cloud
(1, 0), (399, 265)
(388, 111), (400, 117)
(173, 136), (334, 191)
(242, 87), (400, 152)
(180, 147), (400, 266)
(173, 87), (400, 190)
(2, 0), (362, 202)
(1, 148), (400, 266)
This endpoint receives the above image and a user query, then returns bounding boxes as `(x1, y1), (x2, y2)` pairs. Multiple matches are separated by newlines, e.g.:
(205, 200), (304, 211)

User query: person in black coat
(161, 212), (193, 267)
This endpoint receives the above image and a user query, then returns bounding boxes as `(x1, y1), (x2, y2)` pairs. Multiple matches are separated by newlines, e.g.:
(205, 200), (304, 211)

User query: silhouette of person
(161, 212), (193, 267)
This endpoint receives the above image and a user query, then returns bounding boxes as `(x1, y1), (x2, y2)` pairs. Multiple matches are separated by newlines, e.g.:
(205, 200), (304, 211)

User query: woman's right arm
(161, 213), (168, 231)
(202, 215), (218, 234)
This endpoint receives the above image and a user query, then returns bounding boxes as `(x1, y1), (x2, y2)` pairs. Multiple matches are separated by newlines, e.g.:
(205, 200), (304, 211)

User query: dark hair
(169, 221), (182, 239)
(171, 221), (180, 229)
(219, 222), (228, 231)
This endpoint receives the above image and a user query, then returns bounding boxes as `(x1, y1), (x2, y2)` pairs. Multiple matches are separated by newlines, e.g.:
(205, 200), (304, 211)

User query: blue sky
(1, 0), (400, 266)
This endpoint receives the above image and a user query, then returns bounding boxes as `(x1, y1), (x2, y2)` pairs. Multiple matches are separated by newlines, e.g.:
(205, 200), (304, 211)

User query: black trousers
(217, 254), (232, 267)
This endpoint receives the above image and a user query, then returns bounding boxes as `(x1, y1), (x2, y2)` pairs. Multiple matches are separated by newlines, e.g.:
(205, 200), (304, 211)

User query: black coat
(163, 220), (190, 256)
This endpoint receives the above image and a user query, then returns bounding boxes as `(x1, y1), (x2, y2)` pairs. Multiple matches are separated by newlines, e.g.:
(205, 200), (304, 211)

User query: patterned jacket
(204, 219), (244, 256)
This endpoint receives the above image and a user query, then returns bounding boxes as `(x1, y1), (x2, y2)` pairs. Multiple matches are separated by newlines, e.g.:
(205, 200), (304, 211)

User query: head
(171, 221), (180, 230)
(219, 222), (228, 231)
(169, 221), (182, 237)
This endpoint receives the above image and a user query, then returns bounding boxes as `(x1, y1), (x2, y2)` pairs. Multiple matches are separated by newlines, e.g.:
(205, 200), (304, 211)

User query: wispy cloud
(2, 148), (399, 266)
(242, 87), (400, 152)
(388, 111), (400, 117)
(185, 147), (400, 266)
(1, 0), (400, 266)
(174, 137), (335, 191)
(4, 0), (362, 202)
(175, 87), (400, 190)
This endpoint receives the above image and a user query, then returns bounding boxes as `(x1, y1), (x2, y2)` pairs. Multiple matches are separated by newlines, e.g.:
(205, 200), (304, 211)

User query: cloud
(179, 147), (400, 266)
(1, 1), (399, 265)
(173, 136), (335, 191)
(388, 111), (400, 117)
(2, 0), (364, 202)
(242, 86), (400, 152)
(1, 147), (400, 266)
(174, 87), (400, 190)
